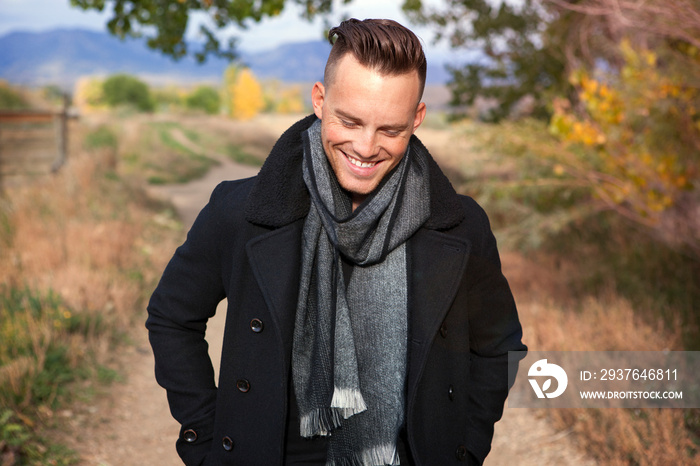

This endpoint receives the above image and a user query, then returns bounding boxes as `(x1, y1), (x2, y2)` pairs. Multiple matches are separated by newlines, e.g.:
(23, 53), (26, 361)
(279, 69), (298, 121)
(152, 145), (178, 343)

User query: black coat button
(222, 436), (234, 451)
(448, 385), (455, 401)
(183, 429), (197, 443)
(236, 379), (250, 393)
(456, 445), (468, 461)
(250, 318), (264, 333)
(440, 322), (448, 338)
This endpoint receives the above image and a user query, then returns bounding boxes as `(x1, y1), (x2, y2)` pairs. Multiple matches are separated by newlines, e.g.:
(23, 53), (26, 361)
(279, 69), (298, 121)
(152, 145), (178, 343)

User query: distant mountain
(0, 29), (226, 88)
(240, 40), (330, 84)
(0, 28), (453, 89)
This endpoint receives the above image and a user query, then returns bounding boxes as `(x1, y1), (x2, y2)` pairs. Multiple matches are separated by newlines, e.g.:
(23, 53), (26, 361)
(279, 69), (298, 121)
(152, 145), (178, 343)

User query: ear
(412, 102), (427, 134)
(311, 82), (325, 120)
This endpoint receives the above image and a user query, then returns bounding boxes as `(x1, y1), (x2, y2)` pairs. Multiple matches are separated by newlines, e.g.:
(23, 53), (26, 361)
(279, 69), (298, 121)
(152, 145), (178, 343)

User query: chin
(338, 178), (377, 198)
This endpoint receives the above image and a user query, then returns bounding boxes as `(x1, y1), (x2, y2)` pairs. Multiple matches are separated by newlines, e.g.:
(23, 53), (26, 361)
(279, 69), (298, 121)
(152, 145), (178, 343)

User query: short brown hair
(325, 18), (427, 101)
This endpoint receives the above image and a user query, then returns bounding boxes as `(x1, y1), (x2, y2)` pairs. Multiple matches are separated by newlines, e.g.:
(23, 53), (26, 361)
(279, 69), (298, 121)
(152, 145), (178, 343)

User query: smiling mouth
(345, 153), (378, 168)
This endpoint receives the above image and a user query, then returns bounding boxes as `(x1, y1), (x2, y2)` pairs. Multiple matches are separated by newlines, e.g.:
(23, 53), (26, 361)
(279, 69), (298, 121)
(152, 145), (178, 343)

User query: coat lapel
(407, 228), (471, 392)
(245, 221), (304, 364)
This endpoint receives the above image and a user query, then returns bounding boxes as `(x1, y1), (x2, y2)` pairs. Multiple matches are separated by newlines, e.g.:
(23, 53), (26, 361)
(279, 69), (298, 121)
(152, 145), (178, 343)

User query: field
(0, 110), (698, 465)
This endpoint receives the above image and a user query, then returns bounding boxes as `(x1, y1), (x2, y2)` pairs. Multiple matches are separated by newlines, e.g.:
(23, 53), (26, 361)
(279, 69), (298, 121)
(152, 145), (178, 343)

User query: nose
(353, 129), (379, 159)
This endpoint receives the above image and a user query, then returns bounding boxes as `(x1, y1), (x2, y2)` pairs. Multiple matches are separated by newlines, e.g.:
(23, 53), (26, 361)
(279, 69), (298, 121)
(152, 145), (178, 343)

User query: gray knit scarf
(292, 120), (430, 465)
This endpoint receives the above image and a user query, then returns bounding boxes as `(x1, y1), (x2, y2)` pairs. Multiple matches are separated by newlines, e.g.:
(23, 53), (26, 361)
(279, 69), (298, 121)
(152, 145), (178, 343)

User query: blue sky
(0, 0), (449, 54)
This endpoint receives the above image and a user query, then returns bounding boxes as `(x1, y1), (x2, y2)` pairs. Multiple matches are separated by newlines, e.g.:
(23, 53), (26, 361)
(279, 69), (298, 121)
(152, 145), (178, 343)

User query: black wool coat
(146, 115), (527, 466)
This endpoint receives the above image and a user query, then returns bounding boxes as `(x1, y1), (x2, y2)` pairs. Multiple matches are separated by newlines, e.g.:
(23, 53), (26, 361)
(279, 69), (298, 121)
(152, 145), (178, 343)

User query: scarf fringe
(331, 386), (368, 419)
(327, 443), (401, 466)
(299, 408), (343, 437)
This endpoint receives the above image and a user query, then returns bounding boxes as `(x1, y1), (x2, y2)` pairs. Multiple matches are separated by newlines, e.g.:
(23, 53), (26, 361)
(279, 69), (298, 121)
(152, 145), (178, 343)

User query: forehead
(325, 54), (421, 115)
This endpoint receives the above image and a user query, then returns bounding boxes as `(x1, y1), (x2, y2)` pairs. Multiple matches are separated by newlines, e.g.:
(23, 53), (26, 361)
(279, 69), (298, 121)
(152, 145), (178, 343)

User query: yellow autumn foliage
(262, 80), (306, 114)
(224, 66), (264, 120)
(549, 39), (699, 229)
(73, 76), (108, 113)
(272, 86), (305, 114)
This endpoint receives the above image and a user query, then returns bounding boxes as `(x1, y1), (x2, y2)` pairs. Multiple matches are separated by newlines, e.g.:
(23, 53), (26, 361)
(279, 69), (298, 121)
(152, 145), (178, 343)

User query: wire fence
(0, 96), (76, 187)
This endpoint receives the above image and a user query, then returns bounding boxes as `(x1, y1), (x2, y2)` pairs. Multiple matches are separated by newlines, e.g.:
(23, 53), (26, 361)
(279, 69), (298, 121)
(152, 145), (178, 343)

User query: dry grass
(1, 150), (177, 328)
(0, 120), (182, 463)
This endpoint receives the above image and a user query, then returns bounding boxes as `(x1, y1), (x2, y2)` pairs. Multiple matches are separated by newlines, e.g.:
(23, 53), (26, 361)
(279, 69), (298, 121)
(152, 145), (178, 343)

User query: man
(147, 18), (526, 466)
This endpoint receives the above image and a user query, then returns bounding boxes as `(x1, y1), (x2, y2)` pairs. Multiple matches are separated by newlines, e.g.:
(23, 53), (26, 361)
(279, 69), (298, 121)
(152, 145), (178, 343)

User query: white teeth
(348, 156), (376, 168)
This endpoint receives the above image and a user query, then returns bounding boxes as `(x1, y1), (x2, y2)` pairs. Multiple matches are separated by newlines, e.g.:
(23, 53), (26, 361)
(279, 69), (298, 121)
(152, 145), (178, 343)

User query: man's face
(312, 54), (426, 210)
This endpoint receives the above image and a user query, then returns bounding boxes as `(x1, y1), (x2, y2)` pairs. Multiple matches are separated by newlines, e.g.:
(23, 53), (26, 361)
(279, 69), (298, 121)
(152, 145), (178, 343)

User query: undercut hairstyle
(325, 18), (427, 102)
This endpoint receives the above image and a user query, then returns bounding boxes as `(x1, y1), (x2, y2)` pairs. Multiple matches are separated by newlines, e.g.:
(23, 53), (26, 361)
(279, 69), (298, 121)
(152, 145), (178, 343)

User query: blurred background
(0, 1), (698, 465)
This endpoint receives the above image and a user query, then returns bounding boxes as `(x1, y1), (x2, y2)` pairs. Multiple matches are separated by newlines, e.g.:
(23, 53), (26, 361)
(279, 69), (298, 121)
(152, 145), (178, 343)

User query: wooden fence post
(52, 94), (70, 172)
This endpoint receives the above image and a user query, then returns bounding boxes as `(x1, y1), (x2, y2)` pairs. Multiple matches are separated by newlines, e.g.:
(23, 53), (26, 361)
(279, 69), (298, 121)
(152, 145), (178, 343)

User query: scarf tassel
(300, 408), (343, 437)
(299, 388), (368, 438)
(327, 444), (401, 466)
(331, 386), (368, 419)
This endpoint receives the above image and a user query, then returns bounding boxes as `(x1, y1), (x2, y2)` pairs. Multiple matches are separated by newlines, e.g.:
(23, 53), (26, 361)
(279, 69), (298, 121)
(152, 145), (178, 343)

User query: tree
(404, 0), (600, 121)
(224, 66), (264, 120)
(69, 0), (342, 63)
(546, 0), (700, 54)
(546, 20), (700, 257)
(102, 74), (155, 112)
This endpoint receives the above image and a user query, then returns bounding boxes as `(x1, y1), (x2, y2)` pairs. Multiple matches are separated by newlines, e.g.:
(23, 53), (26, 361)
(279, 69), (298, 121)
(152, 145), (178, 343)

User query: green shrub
(2, 288), (74, 406)
(0, 287), (102, 464)
(0, 408), (78, 464)
(102, 74), (154, 112)
(0, 81), (29, 109)
(186, 85), (220, 114)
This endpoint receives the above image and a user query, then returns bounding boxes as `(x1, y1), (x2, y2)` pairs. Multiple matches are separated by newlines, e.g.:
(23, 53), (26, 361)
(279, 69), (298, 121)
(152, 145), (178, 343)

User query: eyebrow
(335, 109), (361, 123)
(335, 109), (408, 132)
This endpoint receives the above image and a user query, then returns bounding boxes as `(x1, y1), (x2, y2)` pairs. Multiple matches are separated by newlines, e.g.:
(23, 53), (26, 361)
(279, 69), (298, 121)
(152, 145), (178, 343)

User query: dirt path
(61, 116), (596, 465)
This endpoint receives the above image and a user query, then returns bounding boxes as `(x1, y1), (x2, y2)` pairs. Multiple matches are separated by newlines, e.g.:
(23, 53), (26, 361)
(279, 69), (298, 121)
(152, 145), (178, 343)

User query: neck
(351, 194), (367, 212)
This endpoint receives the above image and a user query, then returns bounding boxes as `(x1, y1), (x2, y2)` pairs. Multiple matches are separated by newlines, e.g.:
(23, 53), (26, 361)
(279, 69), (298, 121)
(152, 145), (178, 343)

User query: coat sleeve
(463, 199), (527, 464)
(146, 183), (229, 466)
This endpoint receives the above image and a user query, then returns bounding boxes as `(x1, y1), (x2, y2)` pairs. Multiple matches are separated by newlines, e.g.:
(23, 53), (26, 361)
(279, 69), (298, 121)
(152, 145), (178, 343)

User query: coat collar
(244, 114), (465, 230)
